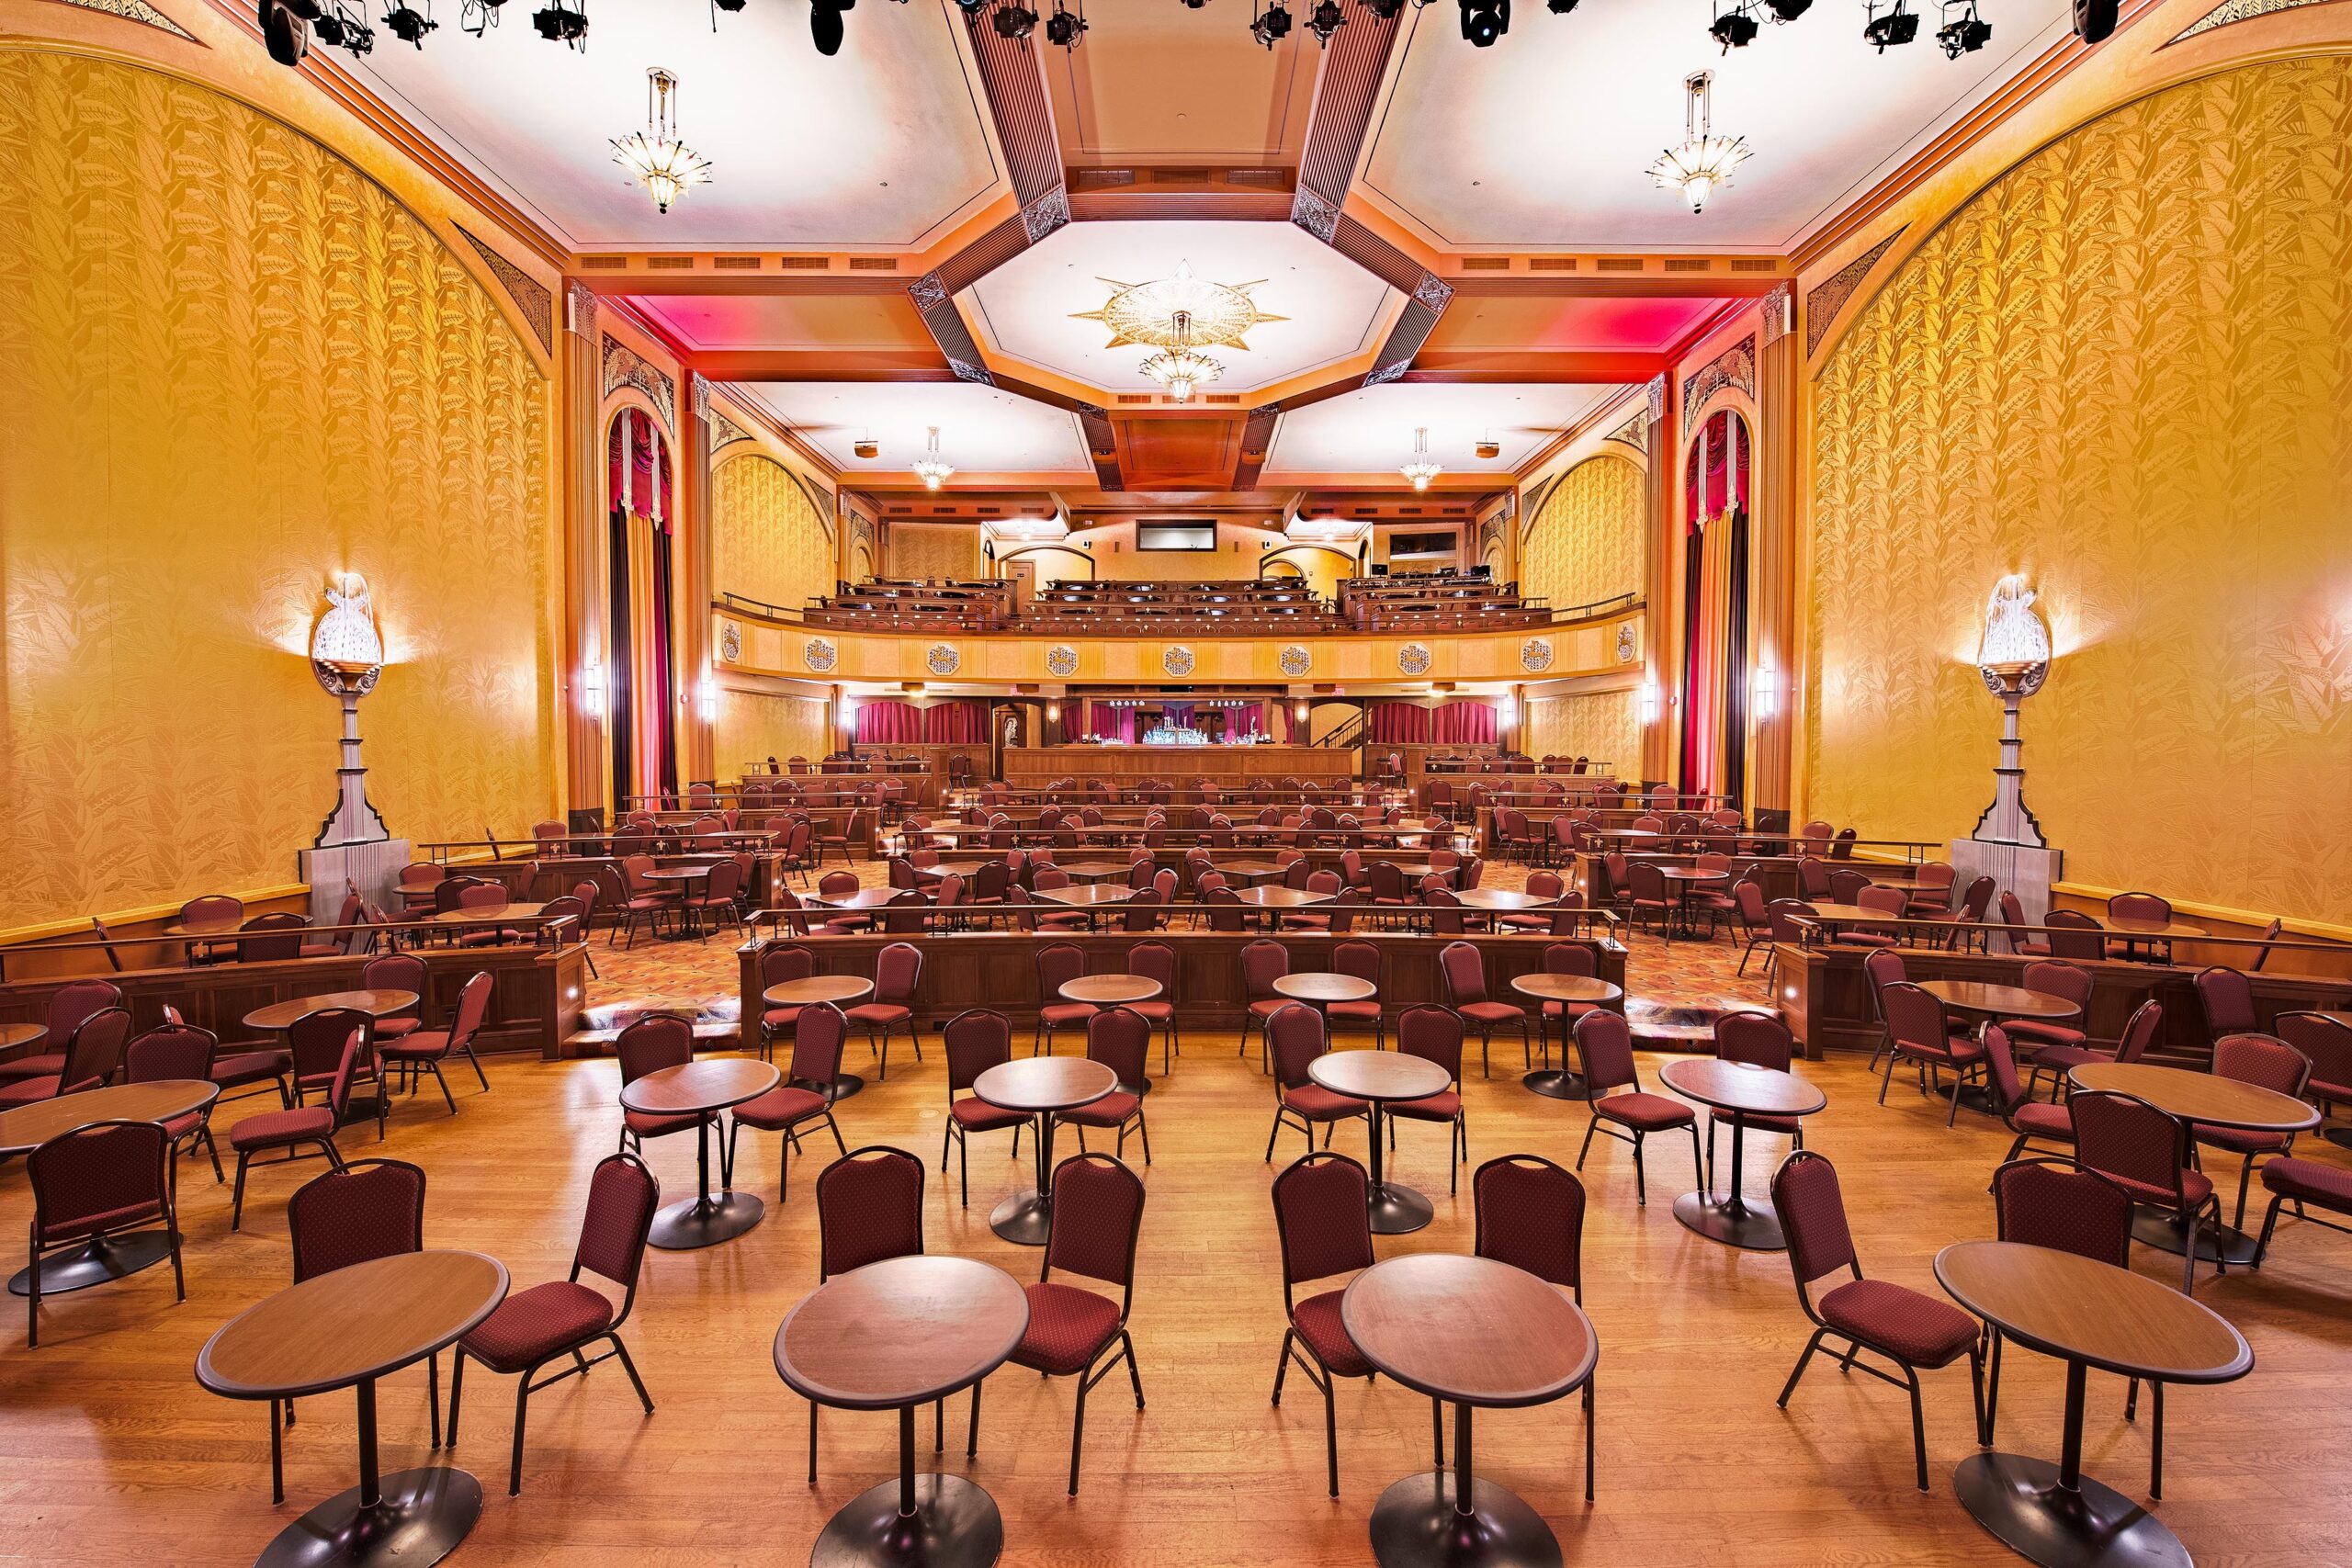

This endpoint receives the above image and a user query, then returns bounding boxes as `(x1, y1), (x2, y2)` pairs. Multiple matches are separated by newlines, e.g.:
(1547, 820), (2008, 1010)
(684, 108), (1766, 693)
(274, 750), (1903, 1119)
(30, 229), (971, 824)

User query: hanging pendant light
(1139, 310), (1224, 403)
(1646, 70), (1749, 214)
(1399, 426), (1442, 491)
(912, 426), (955, 491)
(611, 67), (713, 215)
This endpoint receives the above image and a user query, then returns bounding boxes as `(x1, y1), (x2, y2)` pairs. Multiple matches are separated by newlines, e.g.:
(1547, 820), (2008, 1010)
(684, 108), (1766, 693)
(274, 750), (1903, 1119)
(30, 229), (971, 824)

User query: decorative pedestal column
(299, 575), (407, 920)
(1951, 578), (2061, 920)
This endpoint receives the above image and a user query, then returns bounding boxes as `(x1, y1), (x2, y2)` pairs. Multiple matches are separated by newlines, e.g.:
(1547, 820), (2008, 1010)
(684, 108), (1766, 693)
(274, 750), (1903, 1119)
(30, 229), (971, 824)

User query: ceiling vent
(713, 255), (763, 270)
(847, 256), (899, 271)
(778, 255), (831, 270)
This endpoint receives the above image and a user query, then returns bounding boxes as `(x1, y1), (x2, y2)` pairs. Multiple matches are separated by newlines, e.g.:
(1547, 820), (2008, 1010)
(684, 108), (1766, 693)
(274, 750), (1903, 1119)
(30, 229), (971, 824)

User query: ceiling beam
(1397, 350), (1668, 381)
(692, 349), (954, 381)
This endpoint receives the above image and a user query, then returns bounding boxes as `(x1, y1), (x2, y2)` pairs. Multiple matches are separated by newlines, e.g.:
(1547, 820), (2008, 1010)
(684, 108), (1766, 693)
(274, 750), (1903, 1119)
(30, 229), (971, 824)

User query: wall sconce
(1637, 680), (1661, 725)
(1046, 701), (1061, 724)
(696, 673), (717, 723)
(580, 658), (605, 721)
(1750, 662), (1777, 719)
(310, 572), (385, 698)
(1496, 693), (1517, 729)
(840, 694), (860, 730)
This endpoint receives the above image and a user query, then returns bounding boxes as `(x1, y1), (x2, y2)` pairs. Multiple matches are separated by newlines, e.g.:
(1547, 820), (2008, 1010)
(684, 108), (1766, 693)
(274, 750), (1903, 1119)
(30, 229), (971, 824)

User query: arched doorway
(1679, 409), (1750, 807)
(608, 407), (677, 806)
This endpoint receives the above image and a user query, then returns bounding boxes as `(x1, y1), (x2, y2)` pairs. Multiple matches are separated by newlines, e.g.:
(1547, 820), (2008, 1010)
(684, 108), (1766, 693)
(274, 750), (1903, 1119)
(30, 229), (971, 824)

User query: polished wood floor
(4, 1015), (2349, 1565)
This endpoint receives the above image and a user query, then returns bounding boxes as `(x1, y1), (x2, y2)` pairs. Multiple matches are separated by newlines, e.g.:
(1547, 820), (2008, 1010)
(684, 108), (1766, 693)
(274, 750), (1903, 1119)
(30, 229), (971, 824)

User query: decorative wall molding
(1607, 410), (1649, 453)
(48, 0), (195, 41)
(454, 226), (552, 355)
(1680, 336), (1756, 437)
(1804, 227), (1905, 358)
(710, 407), (752, 448)
(1760, 282), (1793, 347)
(1290, 186), (1340, 243)
(2170, 0), (2341, 40)
(564, 280), (598, 343)
(1645, 375), (1667, 426)
(601, 333), (676, 429)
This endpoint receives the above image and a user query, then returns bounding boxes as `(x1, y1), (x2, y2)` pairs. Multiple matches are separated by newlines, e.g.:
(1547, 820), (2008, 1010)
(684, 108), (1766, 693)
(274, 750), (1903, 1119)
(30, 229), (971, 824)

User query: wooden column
(1747, 286), (1799, 816)
(1641, 373), (1678, 788)
(679, 374), (718, 784)
(560, 283), (609, 819)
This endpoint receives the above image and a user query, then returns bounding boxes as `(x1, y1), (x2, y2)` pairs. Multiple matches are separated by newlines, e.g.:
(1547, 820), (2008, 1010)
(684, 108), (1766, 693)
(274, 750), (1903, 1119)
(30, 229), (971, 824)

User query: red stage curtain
(1084, 702), (1136, 742)
(1430, 700), (1498, 745)
(857, 699), (924, 745)
(922, 699), (988, 744)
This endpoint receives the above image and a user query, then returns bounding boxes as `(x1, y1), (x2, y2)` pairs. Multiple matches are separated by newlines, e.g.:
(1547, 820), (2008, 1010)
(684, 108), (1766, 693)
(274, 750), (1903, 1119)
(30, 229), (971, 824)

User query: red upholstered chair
(1987, 1157), (2165, 1493)
(379, 971), (493, 1114)
(1471, 1154), (1594, 1495)
(728, 1003), (852, 1198)
(1387, 1006), (1466, 1193)
(125, 1023), (225, 1183)
(1120, 886), (1168, 933)
(2196, 1033), (2312, 1230)
(2106, 891), (2174, 961)
(0, 1006), (132, 1109)
(230, 1030), (363, 1230)
(1981, 1025), (2075, 1161)
(287, 1005), (386, 1141)
(1770, 1150), (1985, 1492)
(1011, 1154), (1148, 1495)
(1906, 862), (1956, 914)
(941, 1010), (1025, 1207)
(681, 857), (743, 942)
(2252, 1155), (2352, 1267)
(1795, 856), (1833, 901)
(447, 1152), (660, 1495)
(1997, 892), (2050, 957)
(847, 942), (923, 1080)
(756, 945), (815, 1065)
(615, 1013), (699, 1165)
(2028, 998), (2164, 1101)
(1875, 982), (1984, 1126)
(1327, 941), (1385, 1050)
(1034, 942), (1096, 1057)
(25, 1119), (182, 1348)
(1281, 871), (1344, 933)
(2043, 908), (2107, 962)
(1623, 861), (1675, 935)
(809, 1146), (949, 1471)
(1497, 871), (1565, 936)
(1269, 1151), (1375, 1497)
(1705, 1011), (1806, 1190)
(1237, 940), (1292, 1071)
(274, 1159), (434, 1499)
(816, 807), (865, 868)
(1439, 940), (1528, 1080)
(361, 953), (429, 1048)
(1263, 1003), (1367, 1162)
(0, 978), (124, 1083)
(2195, 966), (2258, 1043)
(1058, 1010), (1151, 1164)
(1573, 1010), (1700, 1206)
(180, 894), (244, 964)
(2274, 1011), (2352, 1140)
(1124, 942), (1180, 1073)
(2072, 1090), (2226, 1292)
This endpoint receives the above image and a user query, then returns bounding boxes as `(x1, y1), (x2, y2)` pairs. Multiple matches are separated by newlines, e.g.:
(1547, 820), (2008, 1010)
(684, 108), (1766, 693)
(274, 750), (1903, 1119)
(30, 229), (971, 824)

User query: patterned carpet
(581, 855), (1781, 1049)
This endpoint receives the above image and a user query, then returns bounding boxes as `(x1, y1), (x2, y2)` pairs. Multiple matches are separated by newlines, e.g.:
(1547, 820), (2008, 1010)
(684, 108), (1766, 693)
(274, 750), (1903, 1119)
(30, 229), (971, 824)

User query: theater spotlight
(1457, 0), (1508, 46)
(1861, 0), (1916, 49)
(1936, 0), (1988, 53)
(1709, 3), (1758, 49)
(1249, 0), (1290, 46)
(1764, 0), (1808, 16)
(1046, 0), (1086, 47)
(1305, 0), (1344, 42)
(313, 5), (347, 39)
(954, 0), (986, 11)
(993, 0), (1038, 39)
(531, 0), (586, 46)
(1545, 0), (1577, 12)
(259, 0), (310, 63)
(458, 0), (503, 33)
(2073, 0), (2117, 40)
(1367, 0), (1407, 17)
(1178, 0), (1206, 9)
(382, 1), (436, 44)
(811, 0), (851, 54)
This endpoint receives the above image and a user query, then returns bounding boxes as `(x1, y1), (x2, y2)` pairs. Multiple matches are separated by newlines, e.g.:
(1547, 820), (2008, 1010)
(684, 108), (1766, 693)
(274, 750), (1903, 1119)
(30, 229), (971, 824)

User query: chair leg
(1903, 1363), (1930, 1491)
(2149, 1381), (2164, 1499)
(1321, 1374), (1339, 1498)
(431, 1060), (457, 1115)
(1631, 1131), (1647, 1205)
(509, 1376), (530, 1495)
(231, 1151), (253, 1231)
(1068, 1366), (1089, 1495)
(270, 1396), (285, 1504)
(968, 1378), (982, 1459)
(1777, 1329), (1826, 1407)
(1986, 1331), (2004, 1446)
(447, 1349), (467, 1449)
(1583, 1376), (1596, 1502)
(808, 1402), (820, 1485)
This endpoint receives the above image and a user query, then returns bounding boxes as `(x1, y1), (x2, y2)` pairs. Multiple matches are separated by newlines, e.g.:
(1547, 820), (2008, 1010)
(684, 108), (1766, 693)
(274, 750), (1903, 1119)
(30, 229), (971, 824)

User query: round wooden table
(1058, 974), (1161, 1007)
(3, 1079), (220, 1297)
(197, 1250), (510, 1568)
(764, 976), (876, 1097)
(1657, 1057), (1826, 1251)
(1935, 1240), (2250, 1568)
(973, 1058), (1117, 1246)
(425, 901), (546, 926)
(805, 887), (903, 911)
(1272, 973), (1376, 1047)
(0, 1021), (47, 1053)
(1032, 884), (1136, 908)
(618, 1058), (780, 1249)
(1920, 982), (2075, 1114)
(1658, 867), (1729, 941)
(1050, 860), (1132, 883)
(2069, 1061), (2320, 1266)
(1234, 886), (1333, 909)
(1509, 976), (1623, 1100)
(1307, 1051), (1453, 1235)
(774, 1255), (1031, 1568)
(242, 989), (421, 1033)
(1213, 860), (1289, 883)
(1454, 889), (1552, 913)
(1341, 1254), (1600, 1568)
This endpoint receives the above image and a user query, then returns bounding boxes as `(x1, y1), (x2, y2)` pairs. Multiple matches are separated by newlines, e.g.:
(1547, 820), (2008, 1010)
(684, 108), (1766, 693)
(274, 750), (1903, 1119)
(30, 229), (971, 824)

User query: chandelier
(1399, 427), (1442, 491)
(1137, 311), (1223, 403)
(611, 68), (712, 215)
(1073, 261), (1283, 351)
(912, 426), (954, 491)
(1647, 71), (1749, 215)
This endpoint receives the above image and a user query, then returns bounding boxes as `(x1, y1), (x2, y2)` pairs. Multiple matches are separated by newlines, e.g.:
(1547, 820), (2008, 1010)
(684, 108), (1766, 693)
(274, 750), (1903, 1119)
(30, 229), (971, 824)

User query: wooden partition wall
(1003, 745), (1354, 790)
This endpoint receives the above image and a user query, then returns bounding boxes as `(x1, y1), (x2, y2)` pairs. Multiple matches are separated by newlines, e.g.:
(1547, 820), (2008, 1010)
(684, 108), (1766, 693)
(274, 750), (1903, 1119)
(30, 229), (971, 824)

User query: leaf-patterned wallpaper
(714, 453), (831, 613)
(0, 51), (554, 928)
(1526, 692), (1639, 776)
(1808, 56), (2352, 925)
(717, 690), (831, 778)
(887, 523), (980, 581)
(1522, 456), (1645, 613)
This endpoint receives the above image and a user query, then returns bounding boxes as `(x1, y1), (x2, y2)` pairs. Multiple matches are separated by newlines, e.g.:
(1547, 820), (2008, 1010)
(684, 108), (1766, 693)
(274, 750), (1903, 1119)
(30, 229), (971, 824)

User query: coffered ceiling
(733, 381), (1097, 479)
(1262, 383), (1632, 482)
(1043, 0), (1322, 167)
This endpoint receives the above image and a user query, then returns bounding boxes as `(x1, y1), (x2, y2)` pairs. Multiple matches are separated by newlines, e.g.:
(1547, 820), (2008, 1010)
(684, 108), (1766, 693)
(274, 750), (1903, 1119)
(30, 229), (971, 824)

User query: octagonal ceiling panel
(1262, 383), (1633, 480)
(1363, 0), (2074, 251)
(732, 382), (1095, 477)
(336, 0), (1000, 248)
(966, 220), (1397, 398)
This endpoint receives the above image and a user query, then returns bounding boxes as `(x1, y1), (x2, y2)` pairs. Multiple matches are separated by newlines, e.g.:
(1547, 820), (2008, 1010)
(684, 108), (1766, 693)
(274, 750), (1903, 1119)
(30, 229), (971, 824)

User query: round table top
(1273, 973), (1377, 1004)
(0, 1021), (47, 1051)
(803, 887), (901, 910)
(1510, 974), (1623, 1006)
(1934, 1241), (2251, 1384)
(2316, 1010), (2352, 1030)
(1867, 878), (1933, 893)
(1659, 1057), (1826, 1118)
(2095, 914), (2210, 939)
(242, 989), (420, 1032)
(1456, 888), (1554, 911)
(0, 1079), (220, 1156)
(429, 901), (546, 923)
(2068, 1062), (2320, 1133)
(1588, 829), (1664, 841)
(774, 1255), (1030, 1411)
(1798, 903), (1890, 922)
(1053, 861), (1134, 881)
(1918, 981), (2076, 1020)
(1035, 884), (1137, 908)
(197, 1250), (509, 1401)
(763, 976), (874, 1008)
(1660, 868), (1729, 885)
(1307, 1049), (1451, 1102)
(1341, 1254), (1598, 1408)
(639, 865), (714, 882)
(161, 917), (251, 939)
(1234, 886), (1334, 908)
(1212, 860), (1288, 880)
(974, 1056), (1117, 1114)
(619, 1057), (780, 1116)
(1386, 863), (1442, 882)
(1061, 974), (1163, 1005)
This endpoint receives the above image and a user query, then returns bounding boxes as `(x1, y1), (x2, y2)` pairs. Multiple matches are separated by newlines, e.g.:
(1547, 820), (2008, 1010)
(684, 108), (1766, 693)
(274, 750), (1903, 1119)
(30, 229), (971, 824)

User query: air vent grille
(713, 255), (763, 270)
(778, 255), (831, 271)
(1528, 257), (1577, 271)
(1662, 258), (1712, 273)
(847, 256), (899, 271)
(646, 255), (695, 270)
(1596, 258), (1645, 273)
(580, 255), (627, 270)
(1730, 258), (1778, 273)
(1461, 256), (1512, 271)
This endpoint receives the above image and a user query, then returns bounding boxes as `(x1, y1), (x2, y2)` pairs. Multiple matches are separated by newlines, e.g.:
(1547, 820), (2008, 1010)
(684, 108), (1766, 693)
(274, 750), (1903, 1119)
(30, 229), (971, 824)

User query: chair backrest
(53, 1006), (133, 1093)
(2211, 1032), (2312, 1098)
(1766, 898), (1816, 944)
(1270, 1152), (1373, 1306)
(2114, 999), (2163, 1064)
(2275, 1011), (2352, 1092)
(616, 1013), (695, 1088)
(1991, 1157), (2133, 1269)
(288, 1158), (428, 1281)
(1086, 1008), (1151, 1086)
(1266, 1002), (1328, 1090)
(1981, 1024), (2027, 1111)
(1796, 857), (1833, 898)
(2194, 966), (2257, 1039)
(182, 894), (243, 926)
(787, 1002), (850, 1088)
(817, 1145), (925, 1280)
(285, 1005), (372, 1088)
(444, 972), (494, 1049)
(944, 1009), (1012, 1094)
(1575, 1009), (1636, 1093)
(1121, 888), (1165, 932)
(1526, 871), (1564, 902)
(1127, 941), (1175, 991)
(237, 912), (310, 963)
(435, 875), (485, 913)
(1855, 886), (1907, 918)
(1771, 1149), (1858, 1288)
(573, 1151), (661, 1307)
(1955, 876), (1996, 923)
(2071, 1091), (2192, 1200)
(1542, 942), (1596, 979)
(1473, 1155), (1586, 1297)
(1734, 879), (1770, 923)
(1437, 941), (1487, 1007)
(1331, 940), (1380, 989)
(1038, 942), (1085, 1001)
(1045, 1153), (1146, 1295)
(29, 1121), (171, 1243)
(1397, 1005), (1464, 1082)
(874, 942), (922, 1003)
(1204, 886), (1247, 931)
(46, 979), (124, 1044)
(2250, 916), (2283, 972)
(2109, 891), (2171, 922)
(1880, 982), (1948, 1053)
(2020, 961), (2091, 1012)
(1831, 871), (1878, 907)
(1627, 862), (1669, 903)
(761, 944), (816, 991)
(363, 953), (429, 1013)
(125, 1022), (216, 1084)
(2044, 908), (2106, 961)
(1240, 939), (1289, 999)
(1715, 1010), (1792, 1071)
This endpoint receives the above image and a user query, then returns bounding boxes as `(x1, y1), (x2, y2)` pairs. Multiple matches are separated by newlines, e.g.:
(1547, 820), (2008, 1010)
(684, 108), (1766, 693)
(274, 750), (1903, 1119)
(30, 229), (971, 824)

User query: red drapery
(1083, 702), (1135, 742)
(1679, 410), (1750, 801)
(606, 409), (676, 802)
(1364, 700), (1497, 746)
(922, 699), (988, 744)
(857, 699), (924, 745)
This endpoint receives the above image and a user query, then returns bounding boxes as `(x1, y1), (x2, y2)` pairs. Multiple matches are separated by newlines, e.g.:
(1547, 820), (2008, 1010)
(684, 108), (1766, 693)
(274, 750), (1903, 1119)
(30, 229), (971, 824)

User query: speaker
(260, 0), (311, 62)
(2072, 0), (2116, 41)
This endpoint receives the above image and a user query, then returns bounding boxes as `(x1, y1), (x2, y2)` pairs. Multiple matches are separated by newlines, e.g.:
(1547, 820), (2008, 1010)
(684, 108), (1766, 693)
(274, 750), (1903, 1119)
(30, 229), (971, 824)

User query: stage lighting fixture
(1250, 0), (1290, 46)
(1763, 0), (1808, 16)
(1546, 0), (1577, 12)
(1709, 5), (1758, 49)
(1861, 0), (1916, 49)
(955, 0), (987, 12)
(811, 0), (851, 54)
(1457, 0), (1507, 46)
(993, 0), (1037, 38)
(1368, 0), (1407, 17)
(312, 6), (346, 39)
(260, 0), (310, 62)
(1936, 0), (1987, 52)
(1046, 0), (1086, 46)
(1306, 0), (1344, 41)
(382, 2), (435, 44)
(2072, 0), (2115, 40)
(531, 0), (586, 45)
(459, 0), (503, 33)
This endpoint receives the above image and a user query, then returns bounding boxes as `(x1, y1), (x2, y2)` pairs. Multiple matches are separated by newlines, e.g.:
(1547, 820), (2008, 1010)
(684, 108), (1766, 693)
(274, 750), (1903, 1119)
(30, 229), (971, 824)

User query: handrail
(740, 901), (1625, 939)
(1781, 911), (2327, 956)
(0, 912), (585, 984)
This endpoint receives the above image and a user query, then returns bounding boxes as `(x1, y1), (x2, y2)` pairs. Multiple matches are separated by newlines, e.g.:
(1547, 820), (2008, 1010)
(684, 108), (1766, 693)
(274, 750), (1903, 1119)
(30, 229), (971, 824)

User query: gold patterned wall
(1807, 56), (2352, 926)
(714, 453), (831, 612)
(716, 689), (831, 777)
(887, 522), (980, 581)
(1525, 692), (1639, 774)
(0, 51), (555, 930)
(1522, 456), (1645, 612)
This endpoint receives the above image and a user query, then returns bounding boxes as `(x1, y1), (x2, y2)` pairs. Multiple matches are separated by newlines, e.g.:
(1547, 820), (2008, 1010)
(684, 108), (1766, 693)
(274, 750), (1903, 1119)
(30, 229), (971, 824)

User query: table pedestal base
(1954, 1452), (2187, 1568)
(648, 1191), (764, 1251)
(1369, 1472), (1562, 1568)
(811, 1473), (1001, 1568)
(1672, 1190), (1786, 1251)
(2325, 1126), (2352, 1151)
(254, 1466), (482, 1568)
(989, 1190), (1051, 1247)
(9, 1231), (175, 1297)
(1369, 1181), (1434, 1236)
(1520, 1070), (1586, 1101)
(2131, 1207), (2258, 1269)
(826, 1074), (867, 1101)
